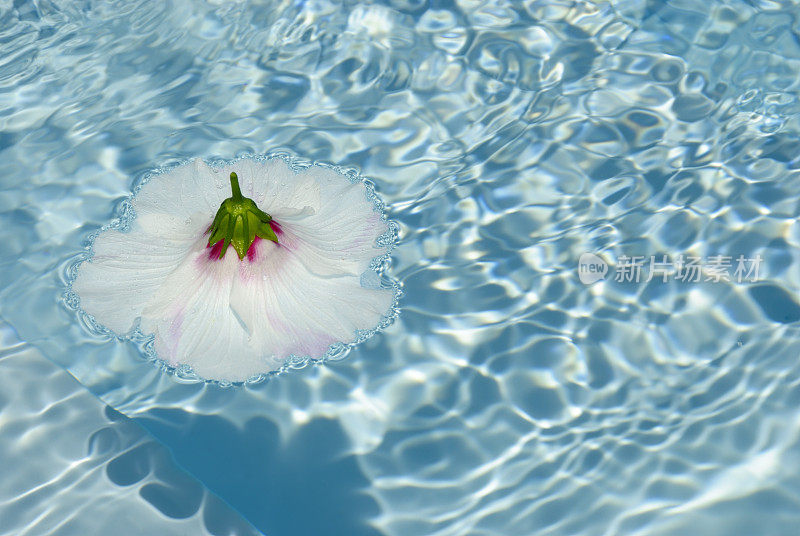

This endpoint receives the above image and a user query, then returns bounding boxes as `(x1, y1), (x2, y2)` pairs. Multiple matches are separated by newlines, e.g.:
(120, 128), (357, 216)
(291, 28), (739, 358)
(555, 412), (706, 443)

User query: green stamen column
(207, 172), (278, 259)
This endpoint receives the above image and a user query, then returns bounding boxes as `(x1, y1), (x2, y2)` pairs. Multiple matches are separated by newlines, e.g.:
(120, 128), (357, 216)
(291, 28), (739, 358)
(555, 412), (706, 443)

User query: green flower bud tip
(207, 172), (278, 260)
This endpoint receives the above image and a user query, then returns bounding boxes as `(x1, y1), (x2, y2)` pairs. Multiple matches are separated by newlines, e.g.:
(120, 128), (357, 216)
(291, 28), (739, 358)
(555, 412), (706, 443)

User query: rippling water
(3, 0), (800, 535)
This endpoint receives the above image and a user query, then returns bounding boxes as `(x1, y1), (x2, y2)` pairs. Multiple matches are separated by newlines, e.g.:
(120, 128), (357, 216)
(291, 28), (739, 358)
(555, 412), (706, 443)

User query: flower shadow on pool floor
(131, 408), (383, 536)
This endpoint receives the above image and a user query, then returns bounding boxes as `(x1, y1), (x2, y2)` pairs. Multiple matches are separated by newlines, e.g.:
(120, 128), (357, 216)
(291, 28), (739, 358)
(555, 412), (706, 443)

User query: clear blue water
(3, 1), (800, 535)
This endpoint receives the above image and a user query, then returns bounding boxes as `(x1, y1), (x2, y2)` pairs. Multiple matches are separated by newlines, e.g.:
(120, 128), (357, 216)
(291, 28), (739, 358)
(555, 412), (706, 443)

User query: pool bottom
(0, 321), (262, 536)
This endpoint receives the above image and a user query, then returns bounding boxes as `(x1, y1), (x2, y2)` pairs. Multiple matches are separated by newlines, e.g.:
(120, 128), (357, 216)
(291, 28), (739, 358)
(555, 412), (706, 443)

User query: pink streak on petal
(207, 240), (224, 260)
(165, 308), (185, 361)
(298, 333), (335, 357)
(270, 220), (302, 252)
(246, 236), (262, 262)
(245, 221), (282, 262)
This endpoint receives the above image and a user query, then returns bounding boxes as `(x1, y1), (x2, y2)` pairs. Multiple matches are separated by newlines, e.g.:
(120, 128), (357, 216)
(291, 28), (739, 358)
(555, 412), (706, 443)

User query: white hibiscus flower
(72, 157), (397, 382)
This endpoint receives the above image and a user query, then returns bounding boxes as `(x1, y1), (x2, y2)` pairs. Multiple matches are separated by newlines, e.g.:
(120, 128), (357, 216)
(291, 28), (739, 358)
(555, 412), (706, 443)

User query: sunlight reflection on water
(2, 0), (800, 535)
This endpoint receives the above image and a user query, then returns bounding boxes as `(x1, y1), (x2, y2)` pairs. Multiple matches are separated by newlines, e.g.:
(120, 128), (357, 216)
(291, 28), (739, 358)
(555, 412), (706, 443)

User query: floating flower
(72, 157), (397, 382)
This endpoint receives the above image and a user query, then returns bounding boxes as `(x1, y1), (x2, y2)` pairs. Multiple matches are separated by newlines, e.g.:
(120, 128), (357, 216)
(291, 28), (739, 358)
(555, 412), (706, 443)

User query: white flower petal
(140, 239), (275, 380)
(135, 159), (222, 221)
(73, 225), (195, 334)
(230, 237), (393, 360)
(275, 169), (388, 277)
(217, 159), (321, 215)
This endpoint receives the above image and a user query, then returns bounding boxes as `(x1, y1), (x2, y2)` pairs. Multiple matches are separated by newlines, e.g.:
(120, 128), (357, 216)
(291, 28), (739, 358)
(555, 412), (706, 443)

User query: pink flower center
(206, 220), (283, 262)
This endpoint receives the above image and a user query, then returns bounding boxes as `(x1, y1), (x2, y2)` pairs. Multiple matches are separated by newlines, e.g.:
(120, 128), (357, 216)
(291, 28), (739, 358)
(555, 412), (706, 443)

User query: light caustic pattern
(2, 0), (800, 535)
(0, 323), (261, 536)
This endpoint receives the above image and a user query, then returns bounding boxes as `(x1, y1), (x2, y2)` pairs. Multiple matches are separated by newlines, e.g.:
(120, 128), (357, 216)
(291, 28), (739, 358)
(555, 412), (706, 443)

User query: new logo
(578, 253), (608, 284)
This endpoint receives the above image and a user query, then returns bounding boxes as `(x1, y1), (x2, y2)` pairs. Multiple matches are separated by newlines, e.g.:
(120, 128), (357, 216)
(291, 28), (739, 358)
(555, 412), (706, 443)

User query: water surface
(2, 1), (800, 535)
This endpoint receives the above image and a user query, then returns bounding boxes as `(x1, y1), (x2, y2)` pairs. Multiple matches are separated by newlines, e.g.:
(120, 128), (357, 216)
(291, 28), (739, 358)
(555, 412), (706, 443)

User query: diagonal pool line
(0, 319), (265, 536)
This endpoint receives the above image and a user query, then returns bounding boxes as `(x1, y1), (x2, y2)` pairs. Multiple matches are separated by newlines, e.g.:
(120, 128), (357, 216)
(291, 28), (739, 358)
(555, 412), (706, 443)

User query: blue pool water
(3, 1), (800, 535)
